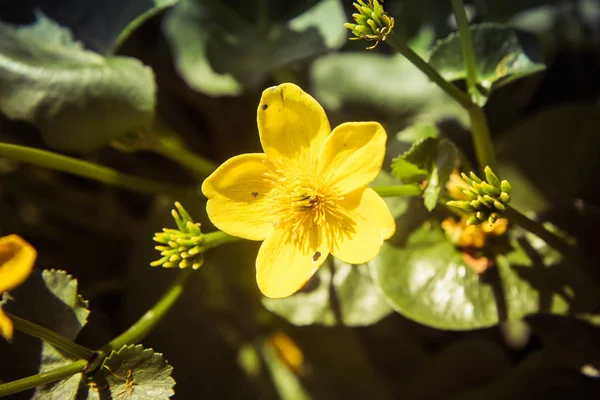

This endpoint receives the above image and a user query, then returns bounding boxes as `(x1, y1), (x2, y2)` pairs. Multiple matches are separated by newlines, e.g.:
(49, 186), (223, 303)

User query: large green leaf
(0, 0), (179, 55)
(371, 221), (600, 330)
(391, 137), (458, 211)
(0, 13), (156, 152)
(163, 0), (346, 96)
(429, 23), (545, 105)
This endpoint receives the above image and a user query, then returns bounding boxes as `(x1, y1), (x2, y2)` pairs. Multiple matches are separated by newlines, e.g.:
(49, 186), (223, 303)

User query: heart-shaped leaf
(0, 13), (156, 152)
(371, 221), (600, 330)
(428, 23), (545, 105)
(163, 0), (346, 96)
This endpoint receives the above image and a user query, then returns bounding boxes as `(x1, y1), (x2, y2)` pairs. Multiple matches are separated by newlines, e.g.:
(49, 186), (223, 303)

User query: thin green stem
(450, 0), (497, 172)
(0, 359), (87, 397)
(111, 2), (174, 54)
(503, 205), (585, 267)
(372, 184), (422, 197)
(385, 32), (472, 110)
(152, 135), (217, 178)
(100, 230), (238, 353)
(0, 143), (192, 197)
(9, 314), (94, 360)
(468, 107), (497, 172)
(451, 0), (479, 99)
(100, 268), (194, 353)
(202, 230), (241, 250)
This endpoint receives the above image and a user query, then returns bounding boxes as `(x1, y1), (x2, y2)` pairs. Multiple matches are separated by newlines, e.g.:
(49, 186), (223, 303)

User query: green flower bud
(481, 182), (501, 197)
(500, 192), (511, 203)
(461, 189), (478, 200)
(469, 171), (483, 184)
(493, 200), (505, 211)
(481, 195), (495, 207)
(484, 166), (501, 189)
(500, 180), (512, 194)
(476, 211), (488, 221)
(467, 215), (481, 225)
(470, 200), (482, 210)
(460, 172), (473, 185)
(447, 200), (475, 212)
(488, 214), (497, 224)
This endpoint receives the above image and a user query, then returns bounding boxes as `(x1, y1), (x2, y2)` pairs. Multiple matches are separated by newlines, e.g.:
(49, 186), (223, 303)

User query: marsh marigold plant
(202, 83), (395, 298)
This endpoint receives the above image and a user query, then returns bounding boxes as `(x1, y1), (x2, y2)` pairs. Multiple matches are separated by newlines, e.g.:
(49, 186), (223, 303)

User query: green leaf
(262, 258), (393, 327)
(2, 269), (90, 399)
(429, 23), (546, 105)
(163, 0), (346, 96)
(34, 374), (82, 400)
(371, 221), (600, 330)
(6, 269), (89, 341)
(0, 13), (156, 152)
(97, 344), (175, 399)
(391, 137), (458, 211)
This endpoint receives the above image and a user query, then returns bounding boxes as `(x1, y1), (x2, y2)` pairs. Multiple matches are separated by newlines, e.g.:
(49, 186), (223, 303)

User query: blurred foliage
(1, 0), (600, 399)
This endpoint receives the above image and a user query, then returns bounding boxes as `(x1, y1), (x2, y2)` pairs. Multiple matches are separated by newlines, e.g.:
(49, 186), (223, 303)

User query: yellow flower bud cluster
(447, 166), (512, 225)
(344, 0), (395, 49)
(151, 202), (204, 270)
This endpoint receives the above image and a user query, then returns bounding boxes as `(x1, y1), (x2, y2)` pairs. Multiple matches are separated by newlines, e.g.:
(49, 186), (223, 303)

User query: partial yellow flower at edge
(202, 83), (395, 298)
(0, 234), (37, 340)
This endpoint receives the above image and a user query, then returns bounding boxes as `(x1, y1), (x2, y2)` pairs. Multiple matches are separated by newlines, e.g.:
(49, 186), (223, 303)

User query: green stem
(385, 32), (472, 110)
(372, 184), (422, 197)
(451, 0), (479, 98)
(100, 268), (194, 354)
(152, 134), (217, 178)
(111, 2), (173, 54)
(100, 230), (238, 353)
(467, 107), (497, 172)
(201, 230), (241, 250)
(0, 143), (192, 197)
(9, 314), (94, 360)
(0, 359), (87, 397)
(503, 205), (585, 267)
(450, 0), (497, 172)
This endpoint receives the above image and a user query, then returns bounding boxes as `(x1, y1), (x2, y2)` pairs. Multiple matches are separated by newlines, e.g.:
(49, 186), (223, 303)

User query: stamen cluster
(151, 202), (205, 270)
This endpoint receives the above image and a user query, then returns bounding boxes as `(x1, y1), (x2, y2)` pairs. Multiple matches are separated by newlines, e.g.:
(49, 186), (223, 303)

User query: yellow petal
(318, 122), (387, 193)
(202, 153), (277, 240)
(0, 309), (13, 340)
(331, 187), (395, 264)
(256, 223), (329, 298)
(257, 83), (330, 164)
(0, 234), (37, 294)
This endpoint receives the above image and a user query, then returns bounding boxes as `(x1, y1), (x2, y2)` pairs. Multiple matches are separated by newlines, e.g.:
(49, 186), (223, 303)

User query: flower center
(264, 161), (342, 236)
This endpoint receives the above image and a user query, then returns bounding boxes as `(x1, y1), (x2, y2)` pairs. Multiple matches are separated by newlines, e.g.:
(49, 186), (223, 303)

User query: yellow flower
(202, 83), (395, 298)
(0, 235), (37, 339)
